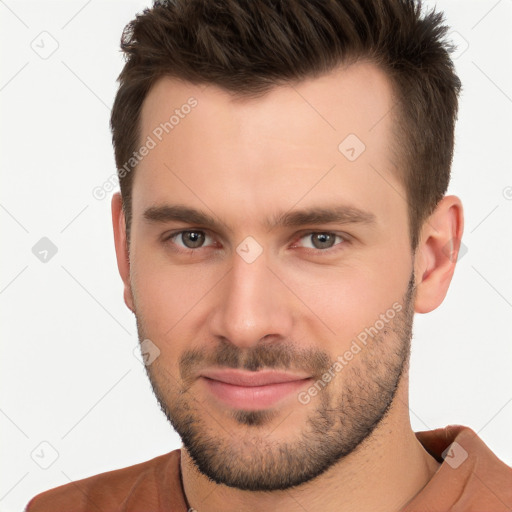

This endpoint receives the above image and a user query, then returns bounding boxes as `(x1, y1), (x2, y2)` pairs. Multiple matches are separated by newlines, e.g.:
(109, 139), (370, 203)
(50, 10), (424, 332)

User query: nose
(209, 247), (294, 349)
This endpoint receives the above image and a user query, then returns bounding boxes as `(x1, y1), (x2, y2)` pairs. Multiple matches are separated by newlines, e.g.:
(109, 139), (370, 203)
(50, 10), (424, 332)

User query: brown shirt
(25, 425), (512, 511)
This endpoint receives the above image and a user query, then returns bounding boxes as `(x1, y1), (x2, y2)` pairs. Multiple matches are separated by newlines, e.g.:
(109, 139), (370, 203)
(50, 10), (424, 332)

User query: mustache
(171, 275), (417, 389)
(179, 339), (331, 385)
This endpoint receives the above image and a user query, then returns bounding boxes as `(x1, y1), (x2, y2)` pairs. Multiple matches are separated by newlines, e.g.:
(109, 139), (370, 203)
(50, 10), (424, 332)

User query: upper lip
(200, 369), (311, 387)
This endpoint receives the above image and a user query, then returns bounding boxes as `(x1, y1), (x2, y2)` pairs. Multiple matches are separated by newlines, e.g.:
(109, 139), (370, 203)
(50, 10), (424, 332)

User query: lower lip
(201, 377), (312, 410)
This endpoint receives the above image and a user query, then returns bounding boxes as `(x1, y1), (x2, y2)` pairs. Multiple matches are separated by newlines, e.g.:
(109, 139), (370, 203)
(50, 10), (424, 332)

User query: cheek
(278, 255), (410, 349)
(130, 249), (219, 340)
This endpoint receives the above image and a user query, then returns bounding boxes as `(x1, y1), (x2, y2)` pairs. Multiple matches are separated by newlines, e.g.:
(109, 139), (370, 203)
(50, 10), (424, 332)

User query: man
(26, 0), (512, 510)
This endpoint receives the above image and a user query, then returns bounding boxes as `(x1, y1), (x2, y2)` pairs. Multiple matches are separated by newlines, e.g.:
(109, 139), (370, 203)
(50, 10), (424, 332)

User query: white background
(1, 1), (511, 510)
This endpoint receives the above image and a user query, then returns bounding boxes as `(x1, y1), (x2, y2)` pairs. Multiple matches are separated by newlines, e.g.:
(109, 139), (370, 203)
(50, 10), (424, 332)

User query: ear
(413, 195), (464, 314)
(111, 192), (135, 313)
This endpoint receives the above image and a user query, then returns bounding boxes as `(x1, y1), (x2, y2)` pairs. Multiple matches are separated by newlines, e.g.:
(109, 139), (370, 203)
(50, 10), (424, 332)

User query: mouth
(199, 369), (313, 410)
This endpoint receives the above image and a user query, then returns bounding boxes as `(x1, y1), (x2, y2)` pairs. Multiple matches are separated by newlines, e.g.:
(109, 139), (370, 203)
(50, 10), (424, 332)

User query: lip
(199, 369), (312, 410)
(200, 369), (311, 386)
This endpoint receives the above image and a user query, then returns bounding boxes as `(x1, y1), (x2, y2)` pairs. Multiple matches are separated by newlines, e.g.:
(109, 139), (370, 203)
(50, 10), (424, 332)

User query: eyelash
(162, 229), (350, 256)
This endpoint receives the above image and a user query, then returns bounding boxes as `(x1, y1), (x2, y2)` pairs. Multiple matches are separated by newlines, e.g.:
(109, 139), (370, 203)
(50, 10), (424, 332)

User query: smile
(199, 369), (312, 410)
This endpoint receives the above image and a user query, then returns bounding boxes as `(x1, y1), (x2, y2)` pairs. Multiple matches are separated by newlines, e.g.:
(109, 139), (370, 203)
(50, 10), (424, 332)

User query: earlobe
(111, 192), (135, 313)
(413, 195), (464, 314)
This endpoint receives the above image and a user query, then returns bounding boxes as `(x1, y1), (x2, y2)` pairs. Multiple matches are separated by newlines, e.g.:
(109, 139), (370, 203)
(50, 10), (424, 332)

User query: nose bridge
(210, 248), (292, 348)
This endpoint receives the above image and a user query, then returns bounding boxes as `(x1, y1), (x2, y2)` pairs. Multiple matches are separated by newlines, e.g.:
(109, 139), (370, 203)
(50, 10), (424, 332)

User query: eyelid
(290, 231), (350, 251)
(162, 228), (350, 255)
(164, 228), (216, 248)
(167, 228), (215, 244)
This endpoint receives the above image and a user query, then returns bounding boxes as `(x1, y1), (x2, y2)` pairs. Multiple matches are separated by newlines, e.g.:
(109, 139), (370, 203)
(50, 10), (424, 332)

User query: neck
(180, 386), (441, 512)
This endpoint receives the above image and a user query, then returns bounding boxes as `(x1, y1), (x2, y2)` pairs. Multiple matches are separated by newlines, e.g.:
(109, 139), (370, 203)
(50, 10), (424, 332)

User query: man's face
(126, 62), (416, 490)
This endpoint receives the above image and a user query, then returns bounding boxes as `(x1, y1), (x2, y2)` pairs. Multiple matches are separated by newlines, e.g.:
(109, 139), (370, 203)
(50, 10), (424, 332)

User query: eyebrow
(142, 204), (376, 232)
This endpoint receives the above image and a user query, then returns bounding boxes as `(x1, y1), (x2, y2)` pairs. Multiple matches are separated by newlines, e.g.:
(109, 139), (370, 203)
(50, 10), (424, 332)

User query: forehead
(140, 61), (396, 153)
(133, 62), (403, 232)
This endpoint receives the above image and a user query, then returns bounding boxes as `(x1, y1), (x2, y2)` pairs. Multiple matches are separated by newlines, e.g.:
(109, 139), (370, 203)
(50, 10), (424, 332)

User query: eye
(294, 232), (346, 251)
(166, 230), (214, 250)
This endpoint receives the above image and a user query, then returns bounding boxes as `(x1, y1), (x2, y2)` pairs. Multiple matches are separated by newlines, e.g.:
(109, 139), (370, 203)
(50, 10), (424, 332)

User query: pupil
(183, 231), (204, 248)
(313, 233), (333, 249)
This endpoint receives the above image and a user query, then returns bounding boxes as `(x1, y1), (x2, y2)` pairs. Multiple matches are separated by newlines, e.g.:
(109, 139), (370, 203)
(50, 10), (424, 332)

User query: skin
(112, 62), (464, 511)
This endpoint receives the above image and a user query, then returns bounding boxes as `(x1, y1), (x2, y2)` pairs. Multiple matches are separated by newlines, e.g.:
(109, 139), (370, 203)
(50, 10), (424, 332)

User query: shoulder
(24, 450), (181, 512)
(408, 425), (512, 511)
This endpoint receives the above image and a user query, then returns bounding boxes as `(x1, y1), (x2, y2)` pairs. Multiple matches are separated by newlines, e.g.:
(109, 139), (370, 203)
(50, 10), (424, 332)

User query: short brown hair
(110, 0), (461, 249)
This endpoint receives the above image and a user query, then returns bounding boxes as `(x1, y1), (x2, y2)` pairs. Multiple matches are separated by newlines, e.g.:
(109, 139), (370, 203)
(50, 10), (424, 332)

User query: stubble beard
(136, 273), (416, 491)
